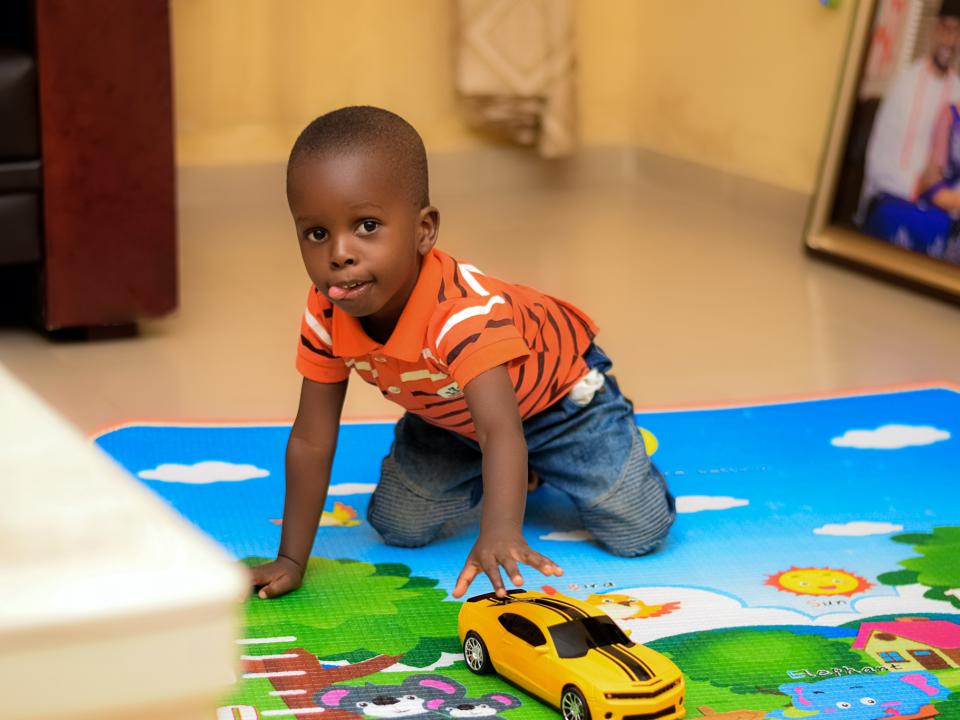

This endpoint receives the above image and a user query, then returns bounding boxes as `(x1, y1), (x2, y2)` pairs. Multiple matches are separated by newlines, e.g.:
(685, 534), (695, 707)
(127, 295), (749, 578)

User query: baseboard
(177, 145), (811, 229)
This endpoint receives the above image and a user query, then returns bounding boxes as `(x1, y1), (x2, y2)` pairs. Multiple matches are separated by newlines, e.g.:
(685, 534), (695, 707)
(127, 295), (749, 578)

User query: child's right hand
(249, 556), (305, 599)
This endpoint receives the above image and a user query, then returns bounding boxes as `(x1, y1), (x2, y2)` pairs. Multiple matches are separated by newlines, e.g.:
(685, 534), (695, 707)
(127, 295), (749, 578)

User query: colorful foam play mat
(94, 386), (960, 720)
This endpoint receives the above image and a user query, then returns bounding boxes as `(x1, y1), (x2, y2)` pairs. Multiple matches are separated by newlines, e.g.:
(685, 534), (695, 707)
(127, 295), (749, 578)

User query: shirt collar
(331, 248), (442, 362)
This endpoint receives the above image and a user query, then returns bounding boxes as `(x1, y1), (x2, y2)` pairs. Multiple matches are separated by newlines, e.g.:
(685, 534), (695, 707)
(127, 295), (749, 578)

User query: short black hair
(287, 106), (430, 207)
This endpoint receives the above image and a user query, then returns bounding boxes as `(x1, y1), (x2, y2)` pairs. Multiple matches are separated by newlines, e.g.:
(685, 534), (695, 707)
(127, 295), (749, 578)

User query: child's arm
(451, 365), (563, 599)
(250, 377), (348, 599)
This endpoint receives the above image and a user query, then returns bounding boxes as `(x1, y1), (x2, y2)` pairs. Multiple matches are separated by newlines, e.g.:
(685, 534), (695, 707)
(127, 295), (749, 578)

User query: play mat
(94, 385), (960, 720)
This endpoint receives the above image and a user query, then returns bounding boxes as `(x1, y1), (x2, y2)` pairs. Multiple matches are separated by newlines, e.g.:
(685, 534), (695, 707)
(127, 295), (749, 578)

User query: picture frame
(806, 0), (960, 301)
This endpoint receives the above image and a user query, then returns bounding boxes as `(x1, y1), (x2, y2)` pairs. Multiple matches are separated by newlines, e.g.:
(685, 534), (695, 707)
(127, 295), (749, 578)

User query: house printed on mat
(853, 617), (960, 670)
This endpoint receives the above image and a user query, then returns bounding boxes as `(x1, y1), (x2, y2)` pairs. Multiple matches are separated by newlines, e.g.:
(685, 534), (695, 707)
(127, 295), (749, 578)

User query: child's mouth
(328, 280), (372, 301)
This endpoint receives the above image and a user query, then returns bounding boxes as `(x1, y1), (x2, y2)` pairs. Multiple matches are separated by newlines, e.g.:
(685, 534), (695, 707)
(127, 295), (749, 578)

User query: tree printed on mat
(877, 527), (960, 609)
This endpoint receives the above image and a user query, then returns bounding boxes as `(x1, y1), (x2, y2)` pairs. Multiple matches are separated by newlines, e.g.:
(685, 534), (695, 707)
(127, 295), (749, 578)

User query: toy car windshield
(548, 615), (639, 661)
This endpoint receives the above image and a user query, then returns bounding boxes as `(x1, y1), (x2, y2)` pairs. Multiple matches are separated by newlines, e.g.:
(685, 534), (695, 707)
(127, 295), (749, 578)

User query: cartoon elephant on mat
(767, 671), (950, 720)
(315, 674), (520, 720)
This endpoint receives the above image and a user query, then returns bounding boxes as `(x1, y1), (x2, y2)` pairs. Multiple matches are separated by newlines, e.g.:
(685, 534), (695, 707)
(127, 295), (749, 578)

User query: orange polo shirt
(295, 248), (597, 439)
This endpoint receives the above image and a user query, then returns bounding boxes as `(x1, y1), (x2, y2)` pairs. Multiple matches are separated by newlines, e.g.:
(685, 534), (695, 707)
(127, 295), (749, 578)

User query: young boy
(251, 106), (675, 601)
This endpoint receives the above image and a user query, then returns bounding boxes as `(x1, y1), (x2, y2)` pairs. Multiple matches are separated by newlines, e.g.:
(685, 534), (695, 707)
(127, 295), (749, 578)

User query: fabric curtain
(455, 0), (576, 158)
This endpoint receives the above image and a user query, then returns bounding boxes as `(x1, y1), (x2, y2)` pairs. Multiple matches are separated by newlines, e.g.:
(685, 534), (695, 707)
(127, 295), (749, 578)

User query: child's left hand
(452, 532), (563, 599)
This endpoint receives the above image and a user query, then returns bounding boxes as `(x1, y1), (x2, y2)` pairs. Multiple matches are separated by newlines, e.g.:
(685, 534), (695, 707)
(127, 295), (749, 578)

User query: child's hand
(452, 533), (563, 599)
(250, 556), (305, 600)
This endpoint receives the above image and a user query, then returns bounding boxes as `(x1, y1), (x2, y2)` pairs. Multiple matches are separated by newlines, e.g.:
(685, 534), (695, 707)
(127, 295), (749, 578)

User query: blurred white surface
(0, 364), (248, 719)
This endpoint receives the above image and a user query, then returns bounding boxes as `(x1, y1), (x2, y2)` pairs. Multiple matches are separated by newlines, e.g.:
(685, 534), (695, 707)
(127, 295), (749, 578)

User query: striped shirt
(296, 248), (597, 439)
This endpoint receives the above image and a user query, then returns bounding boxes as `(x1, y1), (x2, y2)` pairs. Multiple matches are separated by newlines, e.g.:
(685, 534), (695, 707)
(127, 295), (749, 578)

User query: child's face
(287, 150), (438, 328)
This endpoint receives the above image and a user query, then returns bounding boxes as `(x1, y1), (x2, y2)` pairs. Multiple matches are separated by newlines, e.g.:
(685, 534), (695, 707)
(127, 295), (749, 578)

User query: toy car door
(495, 612), (556, 697)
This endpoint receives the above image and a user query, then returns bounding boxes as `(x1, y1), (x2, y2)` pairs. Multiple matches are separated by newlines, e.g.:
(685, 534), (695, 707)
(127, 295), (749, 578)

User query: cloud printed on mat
(137, 461), (269, 483)
(608, 583), (958, 643)
(831, 424), (950, 449)
(814, 521), (903, 536)
(328, 483), (377, 496)
(676, 496), (749, 513)
(540, 530), (593, 542)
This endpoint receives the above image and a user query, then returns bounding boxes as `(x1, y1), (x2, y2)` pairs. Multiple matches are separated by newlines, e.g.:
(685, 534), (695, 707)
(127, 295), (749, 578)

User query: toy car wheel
(561, 686), (590, 720)
(463, 631), (492, 674)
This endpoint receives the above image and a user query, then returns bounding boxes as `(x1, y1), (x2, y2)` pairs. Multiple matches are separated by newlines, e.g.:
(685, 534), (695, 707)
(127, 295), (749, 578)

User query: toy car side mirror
(536, 645), (549, 654)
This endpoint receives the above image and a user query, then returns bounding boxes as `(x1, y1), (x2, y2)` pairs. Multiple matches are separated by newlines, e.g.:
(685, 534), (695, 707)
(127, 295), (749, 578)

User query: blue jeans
(366, 345), (676, 557)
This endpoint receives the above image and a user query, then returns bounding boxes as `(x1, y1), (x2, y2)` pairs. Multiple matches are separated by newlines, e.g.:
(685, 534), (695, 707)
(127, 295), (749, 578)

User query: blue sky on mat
(95, 388), (959, 622)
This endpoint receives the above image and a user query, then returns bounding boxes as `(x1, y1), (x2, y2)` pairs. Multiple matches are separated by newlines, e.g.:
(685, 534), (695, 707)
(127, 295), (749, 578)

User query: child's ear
(417, 205), (440, 255)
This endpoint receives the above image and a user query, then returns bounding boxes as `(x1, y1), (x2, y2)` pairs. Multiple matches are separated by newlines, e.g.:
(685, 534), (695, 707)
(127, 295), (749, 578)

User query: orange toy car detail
(458, 589), (686, 720)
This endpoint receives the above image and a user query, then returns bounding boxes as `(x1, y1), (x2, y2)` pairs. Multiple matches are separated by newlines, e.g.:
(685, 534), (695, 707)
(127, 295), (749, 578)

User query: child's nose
(329, 234), (357, 268)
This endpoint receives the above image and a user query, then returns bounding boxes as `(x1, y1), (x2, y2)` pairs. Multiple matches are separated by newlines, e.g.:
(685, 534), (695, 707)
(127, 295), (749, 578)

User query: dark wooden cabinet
(0, 0), (177, 331)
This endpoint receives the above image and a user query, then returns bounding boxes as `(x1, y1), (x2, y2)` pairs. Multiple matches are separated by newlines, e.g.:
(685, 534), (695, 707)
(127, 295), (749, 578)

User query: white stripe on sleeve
(303, 309), (333, 347)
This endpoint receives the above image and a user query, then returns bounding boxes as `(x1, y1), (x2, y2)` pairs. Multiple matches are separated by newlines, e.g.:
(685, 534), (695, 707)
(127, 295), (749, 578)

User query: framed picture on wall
(806, 0), (960, 301)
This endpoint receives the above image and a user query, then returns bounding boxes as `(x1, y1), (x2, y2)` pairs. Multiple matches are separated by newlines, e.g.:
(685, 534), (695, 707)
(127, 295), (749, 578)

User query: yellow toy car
(458, 589), (685, 720)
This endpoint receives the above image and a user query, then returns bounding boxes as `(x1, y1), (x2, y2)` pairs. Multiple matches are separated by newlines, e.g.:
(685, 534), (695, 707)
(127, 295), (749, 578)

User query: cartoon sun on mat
(270, 501), (361, 528)
(766, 566), (873, 596)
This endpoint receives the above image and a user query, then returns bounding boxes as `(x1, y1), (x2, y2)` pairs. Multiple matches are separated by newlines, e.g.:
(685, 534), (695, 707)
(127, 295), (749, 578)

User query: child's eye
(306, 228), (327, 242)
(358, 220), (380, 235)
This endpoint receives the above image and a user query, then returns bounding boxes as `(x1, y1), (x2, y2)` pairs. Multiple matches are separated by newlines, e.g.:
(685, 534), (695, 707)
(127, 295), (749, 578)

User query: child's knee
(592, 512), (673, 557)
(366, 495), (436, 548)
(581, 460), (676, 557)
(373, 524), (433, 548)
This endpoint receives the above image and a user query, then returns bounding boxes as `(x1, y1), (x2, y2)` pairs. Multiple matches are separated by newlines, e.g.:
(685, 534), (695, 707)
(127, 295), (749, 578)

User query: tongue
(328, 285), (348, 299)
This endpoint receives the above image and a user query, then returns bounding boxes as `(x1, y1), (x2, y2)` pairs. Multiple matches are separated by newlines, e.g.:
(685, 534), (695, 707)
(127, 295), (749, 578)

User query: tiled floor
(2, 152), (960, 434)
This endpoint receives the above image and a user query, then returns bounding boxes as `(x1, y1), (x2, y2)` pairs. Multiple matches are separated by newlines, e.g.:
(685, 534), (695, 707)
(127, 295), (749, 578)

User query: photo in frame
(806, 0), (960, 301)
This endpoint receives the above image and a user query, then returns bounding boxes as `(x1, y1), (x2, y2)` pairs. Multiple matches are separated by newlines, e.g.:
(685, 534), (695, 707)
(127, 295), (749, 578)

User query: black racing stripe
(438, 277), (447, 303)
(522, 598), (646, 681)
(446, 332), (481, 365)
(451, 260), (469, 298)
(593, 647), (644, 682)
(602, 644), (651, 680)
(530, 596), (591, 620)
(518, 597), (585, 622)
(300, 334), (334, 358)
(485, 318), (514, 329)
(515, 598), (578, 622)
(611, 644), (653, 677)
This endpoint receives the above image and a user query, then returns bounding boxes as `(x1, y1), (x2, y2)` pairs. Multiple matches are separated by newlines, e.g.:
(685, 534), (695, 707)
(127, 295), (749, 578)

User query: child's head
(287, 106), (439, 330)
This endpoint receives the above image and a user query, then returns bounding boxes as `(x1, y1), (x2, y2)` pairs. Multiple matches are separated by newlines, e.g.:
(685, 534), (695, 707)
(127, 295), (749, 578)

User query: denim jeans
(366, 344), (676, 557)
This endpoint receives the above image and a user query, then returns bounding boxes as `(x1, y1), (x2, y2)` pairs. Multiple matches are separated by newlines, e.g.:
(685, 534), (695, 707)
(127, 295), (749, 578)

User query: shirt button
(387, 386), (401, 394)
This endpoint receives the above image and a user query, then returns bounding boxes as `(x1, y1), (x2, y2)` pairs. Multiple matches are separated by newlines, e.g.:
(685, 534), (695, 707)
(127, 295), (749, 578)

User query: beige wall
(577, 0), (858, 193)
(172, 0), (855, 193)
